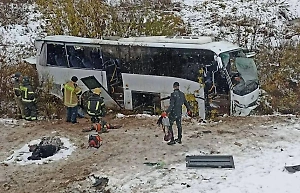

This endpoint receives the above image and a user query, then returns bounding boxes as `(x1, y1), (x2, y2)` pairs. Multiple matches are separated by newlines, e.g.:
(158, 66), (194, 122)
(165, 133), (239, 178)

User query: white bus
(30, 35), (260, 119)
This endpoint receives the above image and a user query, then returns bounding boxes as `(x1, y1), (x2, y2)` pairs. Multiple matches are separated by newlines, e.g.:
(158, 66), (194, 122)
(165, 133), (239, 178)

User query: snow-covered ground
(3, 137), (76, 165)
(101, 116), (300, 193)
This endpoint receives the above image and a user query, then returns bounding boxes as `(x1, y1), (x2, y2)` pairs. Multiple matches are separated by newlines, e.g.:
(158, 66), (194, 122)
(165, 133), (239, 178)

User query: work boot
(167, 140), (176, 145)
(175, 138), (182, 144)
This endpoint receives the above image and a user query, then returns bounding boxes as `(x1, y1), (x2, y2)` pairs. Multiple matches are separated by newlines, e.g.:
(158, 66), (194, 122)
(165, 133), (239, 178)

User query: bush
(0, 61), (65, 119)
(0, 61), (38, 116)
(256, 44), (300, 114)
(36, 0), (188, 37)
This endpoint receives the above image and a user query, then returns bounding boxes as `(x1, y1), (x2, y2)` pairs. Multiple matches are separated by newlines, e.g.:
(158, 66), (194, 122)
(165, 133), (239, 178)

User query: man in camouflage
(165, 82), (191, 145)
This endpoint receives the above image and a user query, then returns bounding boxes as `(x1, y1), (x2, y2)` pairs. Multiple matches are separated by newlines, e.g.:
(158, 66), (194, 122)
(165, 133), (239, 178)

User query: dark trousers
(67, 106), (78, 123)
(91, 116), (101, 123)
(23, 102), (37, 121)
(169, 116), (182, 141)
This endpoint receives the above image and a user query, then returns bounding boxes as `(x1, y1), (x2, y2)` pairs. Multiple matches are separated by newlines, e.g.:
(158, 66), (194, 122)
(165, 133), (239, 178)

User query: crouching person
(20, 76), (37, 121)
(87, 88), (106, 123)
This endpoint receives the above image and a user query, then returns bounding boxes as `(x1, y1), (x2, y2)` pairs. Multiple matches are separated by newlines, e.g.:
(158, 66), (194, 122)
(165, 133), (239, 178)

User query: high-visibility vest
(20, 85), (36, 102)
(63, 81), (82, 107)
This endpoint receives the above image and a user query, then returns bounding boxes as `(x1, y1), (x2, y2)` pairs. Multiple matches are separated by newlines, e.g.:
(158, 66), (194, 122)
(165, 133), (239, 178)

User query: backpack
(88, 134), (102, 148)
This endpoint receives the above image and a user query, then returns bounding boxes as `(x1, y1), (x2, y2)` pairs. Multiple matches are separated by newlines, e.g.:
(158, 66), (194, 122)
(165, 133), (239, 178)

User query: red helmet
(161, 112), (167, 117)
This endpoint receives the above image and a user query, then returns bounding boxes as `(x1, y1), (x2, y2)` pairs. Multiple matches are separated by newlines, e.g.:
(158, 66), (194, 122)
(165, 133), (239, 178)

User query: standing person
(20, 76), (37, 121)
(13, 72), (25, 119)
(165, 82), (191, 145)
(63, 76), (82, 124)
(87, 88), (106, 123)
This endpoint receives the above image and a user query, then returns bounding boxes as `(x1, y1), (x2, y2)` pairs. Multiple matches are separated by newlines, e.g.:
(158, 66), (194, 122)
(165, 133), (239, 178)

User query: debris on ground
(217, 130), (236, 134)
(234, 142), (243, 147)
(144, 161), (166, 169)
(285, 165), (300, 173)
(186, 155), (235, 168)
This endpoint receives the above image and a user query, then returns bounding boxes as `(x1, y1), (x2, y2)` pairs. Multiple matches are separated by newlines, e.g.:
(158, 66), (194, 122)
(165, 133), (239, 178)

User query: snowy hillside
(0, 0), (299, 63)
(175, 0), (300, 47)
(0, 3), (44, 63)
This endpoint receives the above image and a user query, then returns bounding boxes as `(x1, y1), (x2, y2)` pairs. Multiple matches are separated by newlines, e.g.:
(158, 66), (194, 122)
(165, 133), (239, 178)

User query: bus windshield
(220, 51), (259, 96)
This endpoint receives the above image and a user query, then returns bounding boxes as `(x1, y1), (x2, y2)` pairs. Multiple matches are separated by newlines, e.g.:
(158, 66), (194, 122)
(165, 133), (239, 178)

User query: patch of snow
(3, 137), (76, 165)
(116, 113), (125, 118)
(0, 118), (18, 126)
(116, 113), (158, 119)
(102, 120), (300, 193)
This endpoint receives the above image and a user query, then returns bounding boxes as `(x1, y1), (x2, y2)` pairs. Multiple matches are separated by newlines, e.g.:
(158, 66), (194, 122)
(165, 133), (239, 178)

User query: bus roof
(36, 35), (241, 55)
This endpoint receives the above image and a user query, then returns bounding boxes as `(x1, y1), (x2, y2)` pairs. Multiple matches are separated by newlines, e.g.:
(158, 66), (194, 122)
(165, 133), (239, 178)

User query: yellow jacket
(63, 81), (82, 107)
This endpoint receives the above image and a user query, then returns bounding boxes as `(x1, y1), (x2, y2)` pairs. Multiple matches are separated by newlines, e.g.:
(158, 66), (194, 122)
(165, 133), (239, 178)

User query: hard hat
(22, 76), (30, 85)
(15, 72), (22, 78)
(93, 88), (101, 95)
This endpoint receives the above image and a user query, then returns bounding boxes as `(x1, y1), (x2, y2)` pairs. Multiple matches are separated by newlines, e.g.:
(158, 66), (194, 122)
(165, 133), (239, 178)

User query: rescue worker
(165, 82), (191, 145)
(63, 76), (82, 124)
(20, 76), (37, 121)
(87, 87), (106, 123)
(13, 72), (25, 119)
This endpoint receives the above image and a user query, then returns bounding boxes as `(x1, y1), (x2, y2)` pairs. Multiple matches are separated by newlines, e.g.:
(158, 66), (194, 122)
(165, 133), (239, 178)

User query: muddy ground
(0, 113), (298, 193)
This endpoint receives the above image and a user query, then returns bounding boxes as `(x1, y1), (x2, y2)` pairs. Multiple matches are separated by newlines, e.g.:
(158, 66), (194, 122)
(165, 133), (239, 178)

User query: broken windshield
(220, 51), (259, 96)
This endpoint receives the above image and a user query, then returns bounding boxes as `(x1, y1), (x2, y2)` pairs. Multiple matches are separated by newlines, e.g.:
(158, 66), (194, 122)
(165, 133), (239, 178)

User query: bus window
(175, 49), (214, 82)
(46, 44), (56, 66)
(66, 45), (85, 68)
(46, 44), (68, 67)
(129, 45), (143, 74)
(151, 47), (173, 77)
(118, 45), (130, 73)
(101, 44), (119, 68)
(90, 48), (103, 69)
(140, 47), (156, 75)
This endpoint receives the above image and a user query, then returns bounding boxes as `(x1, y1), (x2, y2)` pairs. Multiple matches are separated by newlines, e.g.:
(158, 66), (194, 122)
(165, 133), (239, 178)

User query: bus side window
(118, 46), (130, 73)
(47, 44), (56, 65)
(91, 49), (103, 69)
(53, 45), (68, 67)
(66, 46), (84, 68)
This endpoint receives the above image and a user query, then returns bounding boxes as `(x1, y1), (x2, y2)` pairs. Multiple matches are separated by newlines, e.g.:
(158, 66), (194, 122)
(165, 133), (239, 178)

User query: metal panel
(186, 155), (235, 169)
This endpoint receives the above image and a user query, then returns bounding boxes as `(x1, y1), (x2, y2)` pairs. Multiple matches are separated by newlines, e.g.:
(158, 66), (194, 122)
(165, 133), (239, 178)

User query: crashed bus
(31, 35), (260, 119)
